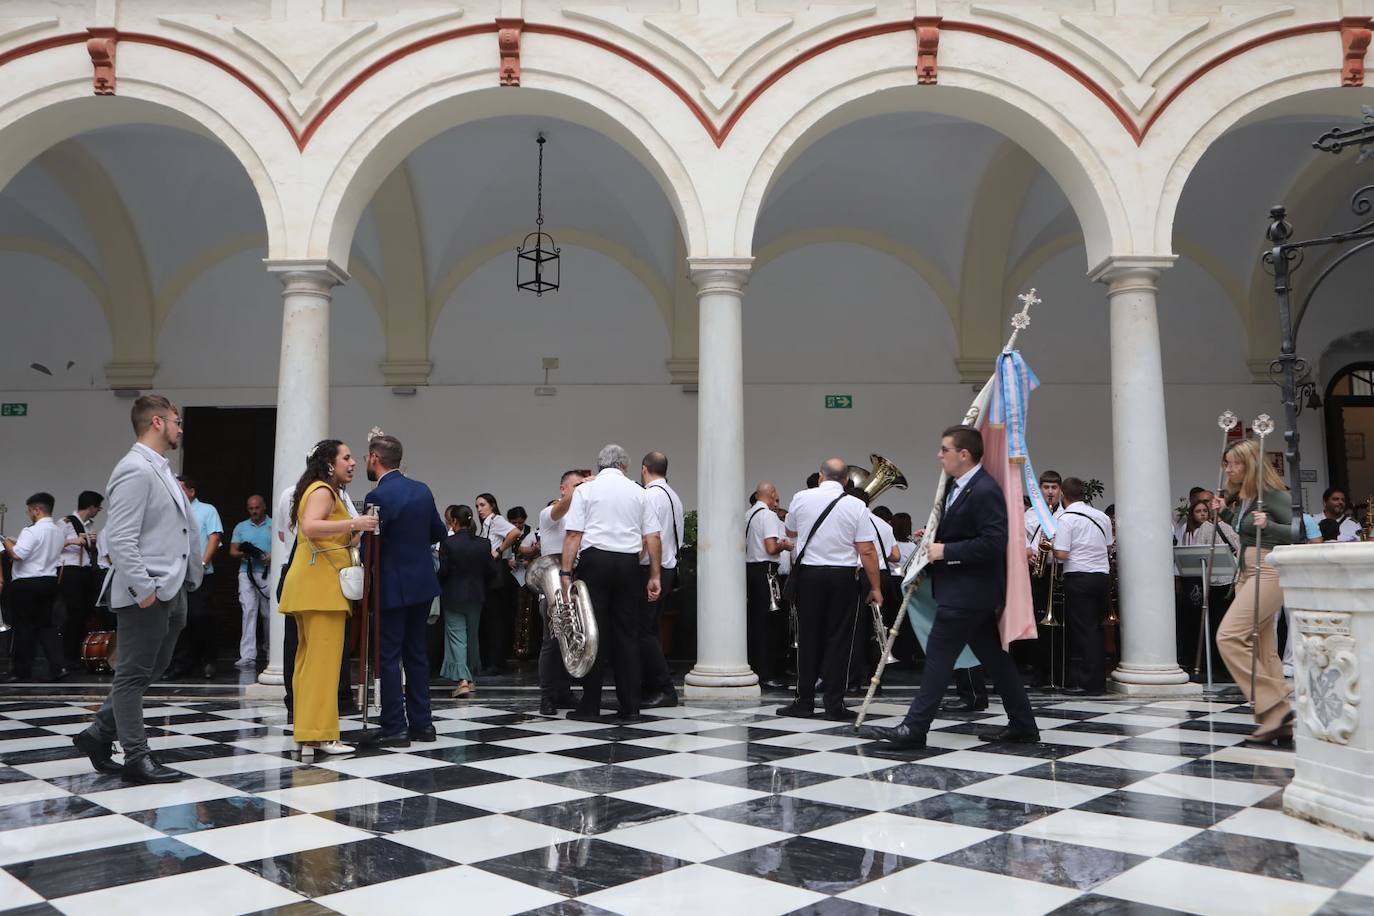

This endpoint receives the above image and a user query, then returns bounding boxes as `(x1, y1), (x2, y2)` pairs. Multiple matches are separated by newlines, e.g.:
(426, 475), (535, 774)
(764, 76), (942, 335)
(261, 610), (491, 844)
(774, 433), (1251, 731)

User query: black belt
(582, 546), (639, 558)
(1063, 570), (1109, 577)
(800, 564), (857, 572)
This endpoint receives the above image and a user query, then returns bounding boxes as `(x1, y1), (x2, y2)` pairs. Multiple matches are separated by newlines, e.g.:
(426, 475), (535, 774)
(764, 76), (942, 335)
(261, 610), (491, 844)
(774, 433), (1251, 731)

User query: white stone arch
(1152, 70), (1363, 254)
(308, 75), (709, 267)
(733, 77), (1132, 268)
(0, 52), (290, 256)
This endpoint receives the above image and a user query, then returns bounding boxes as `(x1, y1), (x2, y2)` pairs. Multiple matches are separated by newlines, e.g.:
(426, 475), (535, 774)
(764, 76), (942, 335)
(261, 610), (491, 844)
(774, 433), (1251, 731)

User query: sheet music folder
(1173, 545), (1237, 586)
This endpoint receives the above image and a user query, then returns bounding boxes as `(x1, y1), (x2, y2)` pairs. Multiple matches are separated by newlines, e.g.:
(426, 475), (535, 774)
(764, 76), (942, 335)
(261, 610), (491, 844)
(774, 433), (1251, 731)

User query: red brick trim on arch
(1341, 17), (1373, 87)
(86, 27), (116, 95)
(0, 19), (1354, 151)
(497, 18), (523, 86)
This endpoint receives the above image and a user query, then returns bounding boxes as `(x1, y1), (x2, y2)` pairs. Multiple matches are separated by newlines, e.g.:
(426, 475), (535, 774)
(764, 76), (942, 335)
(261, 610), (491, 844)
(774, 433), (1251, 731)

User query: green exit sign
(0, 403), (27, 417)
(825, 395), (853, 409)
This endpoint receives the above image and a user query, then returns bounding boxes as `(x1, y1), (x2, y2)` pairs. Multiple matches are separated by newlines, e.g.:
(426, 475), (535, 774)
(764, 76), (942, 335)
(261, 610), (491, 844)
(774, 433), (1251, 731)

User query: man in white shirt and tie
(561, 444), (662, 722)
(746, 482), (791, 689)
(2, 492), (69, 682)
(780, 458), (883, 721)
(639, 451), (685, 708)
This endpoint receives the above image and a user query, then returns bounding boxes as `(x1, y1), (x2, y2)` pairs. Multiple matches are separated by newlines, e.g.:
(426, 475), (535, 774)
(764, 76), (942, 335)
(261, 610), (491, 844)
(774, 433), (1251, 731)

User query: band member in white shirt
(561, 444), (662, 722)
(780, 459), (882, 721)
(1053, 477), (1115, 694)
(536, 470), (589, 715)
(2, 492), (69, 682)
(57, 490), (104, 666)
(746, 482), (791, 690)
(853, 501), (901, 689)
(639, 451), (684, 708)
(476, 493), (522, 675)
(1320, 487), (1363, 542)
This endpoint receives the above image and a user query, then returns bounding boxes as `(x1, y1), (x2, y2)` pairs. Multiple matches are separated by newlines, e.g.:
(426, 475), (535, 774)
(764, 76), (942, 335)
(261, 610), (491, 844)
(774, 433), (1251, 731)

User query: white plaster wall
(0, 251), (110, 391)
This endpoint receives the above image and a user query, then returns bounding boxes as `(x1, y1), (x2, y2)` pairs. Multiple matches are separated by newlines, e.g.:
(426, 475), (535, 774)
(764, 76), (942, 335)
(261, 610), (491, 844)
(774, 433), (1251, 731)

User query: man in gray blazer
(73, 394), (203, 784)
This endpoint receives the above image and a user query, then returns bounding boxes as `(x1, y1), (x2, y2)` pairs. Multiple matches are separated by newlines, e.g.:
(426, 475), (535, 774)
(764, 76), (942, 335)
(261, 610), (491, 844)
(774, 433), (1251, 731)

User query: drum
(81, 630), (117, 674)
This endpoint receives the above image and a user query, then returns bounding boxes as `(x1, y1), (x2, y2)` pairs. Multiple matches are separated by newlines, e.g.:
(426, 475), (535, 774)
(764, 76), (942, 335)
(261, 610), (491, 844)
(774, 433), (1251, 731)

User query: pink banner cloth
(979, 421), (1038, 650)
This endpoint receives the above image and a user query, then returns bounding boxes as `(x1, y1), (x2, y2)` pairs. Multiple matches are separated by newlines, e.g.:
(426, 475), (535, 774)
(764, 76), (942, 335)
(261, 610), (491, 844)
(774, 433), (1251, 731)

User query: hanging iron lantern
(516, 133), (560, 296)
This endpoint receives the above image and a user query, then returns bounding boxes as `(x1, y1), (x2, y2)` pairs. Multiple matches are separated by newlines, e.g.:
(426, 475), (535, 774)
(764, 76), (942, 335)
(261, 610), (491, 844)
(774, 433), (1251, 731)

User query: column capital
(264, 259), (350, 292)
(688, 257), (752, 296)
(1089, 255), (1176, 290)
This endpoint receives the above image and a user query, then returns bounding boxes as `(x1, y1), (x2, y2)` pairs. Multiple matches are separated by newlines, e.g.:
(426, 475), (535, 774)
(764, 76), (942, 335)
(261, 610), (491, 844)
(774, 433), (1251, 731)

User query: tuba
(846, 454), (909, 504)
(526, 554), (599, 678)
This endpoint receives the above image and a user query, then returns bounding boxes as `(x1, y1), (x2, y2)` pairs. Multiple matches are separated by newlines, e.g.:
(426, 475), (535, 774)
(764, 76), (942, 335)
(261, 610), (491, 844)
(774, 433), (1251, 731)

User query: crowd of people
(5, 391), (1366, 780)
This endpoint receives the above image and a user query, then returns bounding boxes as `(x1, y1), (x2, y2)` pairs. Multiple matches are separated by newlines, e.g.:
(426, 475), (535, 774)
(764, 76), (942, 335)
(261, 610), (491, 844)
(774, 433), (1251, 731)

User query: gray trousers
(85, 588), (187, 762)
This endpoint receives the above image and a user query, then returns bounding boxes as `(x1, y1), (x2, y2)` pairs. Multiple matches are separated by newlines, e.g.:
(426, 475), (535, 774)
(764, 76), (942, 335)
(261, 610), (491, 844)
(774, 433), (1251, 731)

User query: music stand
(1173, 545), (1238, 695)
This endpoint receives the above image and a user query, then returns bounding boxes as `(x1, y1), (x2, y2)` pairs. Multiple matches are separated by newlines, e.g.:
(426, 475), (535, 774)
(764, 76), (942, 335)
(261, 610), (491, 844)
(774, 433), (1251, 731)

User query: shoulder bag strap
(1063, 510), (1109, 542)
(795, 494), (846, 567)
(746, 506), (766, 538)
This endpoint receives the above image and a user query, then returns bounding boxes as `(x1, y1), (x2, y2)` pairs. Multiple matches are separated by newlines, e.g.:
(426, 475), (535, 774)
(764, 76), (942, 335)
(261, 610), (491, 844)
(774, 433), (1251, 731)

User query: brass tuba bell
(846, 454), (909, 504)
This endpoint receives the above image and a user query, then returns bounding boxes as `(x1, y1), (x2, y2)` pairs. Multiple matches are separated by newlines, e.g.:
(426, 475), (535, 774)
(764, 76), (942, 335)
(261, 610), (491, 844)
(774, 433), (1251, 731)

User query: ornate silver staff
(1248, 413), (1275, 704)
(1194, 410), (1239, 684)
(854, 289), (1041, 729)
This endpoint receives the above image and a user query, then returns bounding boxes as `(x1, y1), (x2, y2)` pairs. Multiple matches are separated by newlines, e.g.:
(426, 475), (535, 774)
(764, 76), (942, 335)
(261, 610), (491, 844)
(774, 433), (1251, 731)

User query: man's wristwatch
(559, 570), (572, 578)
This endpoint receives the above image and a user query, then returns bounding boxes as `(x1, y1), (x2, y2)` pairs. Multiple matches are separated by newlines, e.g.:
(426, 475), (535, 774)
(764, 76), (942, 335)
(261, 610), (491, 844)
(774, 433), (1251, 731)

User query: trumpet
(868, 602), (899, 665)
(1030, 534), (1055, 578)
(766, 565), (782, 613)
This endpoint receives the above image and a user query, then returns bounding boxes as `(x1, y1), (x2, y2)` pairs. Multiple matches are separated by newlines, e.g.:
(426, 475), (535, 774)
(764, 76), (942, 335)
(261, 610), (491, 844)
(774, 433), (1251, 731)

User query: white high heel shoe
(296, 742), (315, 763)
(313, 741), (355, 756)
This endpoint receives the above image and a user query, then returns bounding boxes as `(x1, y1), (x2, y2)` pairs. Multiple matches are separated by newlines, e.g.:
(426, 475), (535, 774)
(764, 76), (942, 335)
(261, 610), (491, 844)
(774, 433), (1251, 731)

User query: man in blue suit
(357, 434), (447, 747)
(862, 425), (1038, 750)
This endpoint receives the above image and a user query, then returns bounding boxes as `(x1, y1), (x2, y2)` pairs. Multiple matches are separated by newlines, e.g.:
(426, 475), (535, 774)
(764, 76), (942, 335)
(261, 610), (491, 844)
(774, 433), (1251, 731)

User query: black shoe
(371, 732), (411, 748)
(859, 723), (927, 750)
(338, 702), (361, 717)
(351, 727), (382, 746)
(203, 663), (217, 679)
(614, 712), (646, 724)
(122, 754), (186, 784)
(642, 692), (678, 709)
(990, 727), (1040, 744)
(825, 706), (858, 723)
(553, 693), (579, 710)
(761, 679), (787, 690)
(942, 698), (989, 712)
(50, 669), (69, 683)
(72, 731), (122, 775)
(407, 726), (437, 743)
(161, 667), (187, 681)
(775, 702), (815, 718)
(539, 697), (558, 717)
(0, 674), (22, 684)
(1060, 686), (1088, 696)
(566, 708), (606, 722)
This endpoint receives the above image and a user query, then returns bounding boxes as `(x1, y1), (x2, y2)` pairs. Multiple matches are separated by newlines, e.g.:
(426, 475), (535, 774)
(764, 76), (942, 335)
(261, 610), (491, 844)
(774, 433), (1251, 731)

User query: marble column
(683, 258), (759, 699)
(253, 260), (348, 695)
(1091, 256), (1197, 695)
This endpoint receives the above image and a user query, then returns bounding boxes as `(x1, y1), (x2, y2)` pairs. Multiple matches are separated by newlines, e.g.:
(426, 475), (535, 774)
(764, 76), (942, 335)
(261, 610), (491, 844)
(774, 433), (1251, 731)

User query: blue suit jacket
(362, 471), (447, 610)
(931, 467), (1008, 611)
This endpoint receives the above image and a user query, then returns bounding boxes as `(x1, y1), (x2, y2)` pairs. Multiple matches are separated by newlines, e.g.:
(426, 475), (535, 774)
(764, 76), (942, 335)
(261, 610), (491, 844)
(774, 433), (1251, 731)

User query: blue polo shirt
(189, 499), (224, 574)
(230, 516), (273, 573)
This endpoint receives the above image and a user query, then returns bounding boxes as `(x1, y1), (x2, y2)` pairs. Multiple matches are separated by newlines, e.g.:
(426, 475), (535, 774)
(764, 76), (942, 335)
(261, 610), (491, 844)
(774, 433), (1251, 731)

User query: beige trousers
(1217, 547), (1291, 726)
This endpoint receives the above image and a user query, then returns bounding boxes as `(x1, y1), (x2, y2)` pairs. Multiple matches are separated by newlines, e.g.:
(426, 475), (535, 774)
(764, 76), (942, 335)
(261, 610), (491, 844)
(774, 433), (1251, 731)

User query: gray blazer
(97, 445), (204, 609)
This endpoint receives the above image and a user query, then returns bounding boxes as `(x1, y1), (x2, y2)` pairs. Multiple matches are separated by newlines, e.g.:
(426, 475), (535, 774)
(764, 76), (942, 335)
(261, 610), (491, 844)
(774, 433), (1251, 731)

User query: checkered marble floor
(2, 695), (1372, 916)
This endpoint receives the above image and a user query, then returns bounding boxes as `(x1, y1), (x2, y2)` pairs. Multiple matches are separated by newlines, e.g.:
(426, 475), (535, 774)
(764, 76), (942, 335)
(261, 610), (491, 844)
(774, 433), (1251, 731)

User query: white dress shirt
(1337, 517), (1362, 542)
(511, 526), (537, 586)
(59, 513), (98, 568)
(1056, 501), (1114, 574)
(565, 467), (660, 554)
(642, 480), (684, 569)
(745, 503), (785, 563)
(895, 540), (916, 574)
(481, 513), (516, 555)
(868, 513), (899, 570)
(10, 517), (66, 579)
(1025, 503), (1064, 548)
(539, 504), (568, 557)
(133, 442), (189, 516)
(786, 480), (875, 567)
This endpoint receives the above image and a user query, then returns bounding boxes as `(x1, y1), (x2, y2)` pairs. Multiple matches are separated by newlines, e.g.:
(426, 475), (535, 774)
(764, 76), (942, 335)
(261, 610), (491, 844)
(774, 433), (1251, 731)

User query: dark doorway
(1324, 363), (1374, 513)
(182, 406), (276, 662)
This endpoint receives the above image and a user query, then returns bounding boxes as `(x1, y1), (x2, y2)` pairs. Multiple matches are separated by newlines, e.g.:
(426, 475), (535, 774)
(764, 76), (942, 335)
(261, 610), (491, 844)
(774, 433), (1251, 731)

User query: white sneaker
(314, 741), (355, 756)
(234, 659), (256, 669)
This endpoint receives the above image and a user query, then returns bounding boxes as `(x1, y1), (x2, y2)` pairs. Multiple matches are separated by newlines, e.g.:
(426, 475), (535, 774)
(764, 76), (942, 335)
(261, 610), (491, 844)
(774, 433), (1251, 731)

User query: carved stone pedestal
(1268, 543), (1374, 840)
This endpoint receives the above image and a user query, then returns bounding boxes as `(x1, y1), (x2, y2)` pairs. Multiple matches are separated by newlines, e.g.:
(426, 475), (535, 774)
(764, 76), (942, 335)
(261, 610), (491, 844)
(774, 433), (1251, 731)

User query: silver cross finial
(1253, 414), (1275, 438)
(1217, 410), (1239, 432)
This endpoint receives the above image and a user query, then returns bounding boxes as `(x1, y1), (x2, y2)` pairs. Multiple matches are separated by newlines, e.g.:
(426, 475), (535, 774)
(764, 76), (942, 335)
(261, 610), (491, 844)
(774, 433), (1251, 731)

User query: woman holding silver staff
(1212, 435), (1295, 745)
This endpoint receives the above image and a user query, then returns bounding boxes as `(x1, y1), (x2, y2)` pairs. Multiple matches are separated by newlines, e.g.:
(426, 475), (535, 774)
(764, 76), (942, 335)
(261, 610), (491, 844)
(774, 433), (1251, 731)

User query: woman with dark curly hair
(279, 439), (378, 760)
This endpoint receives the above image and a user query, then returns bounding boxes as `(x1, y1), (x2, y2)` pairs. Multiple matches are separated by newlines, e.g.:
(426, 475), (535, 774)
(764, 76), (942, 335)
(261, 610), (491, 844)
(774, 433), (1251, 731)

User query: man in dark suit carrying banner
(861, 424), (1039, 750)
(356, 434), (447, 748)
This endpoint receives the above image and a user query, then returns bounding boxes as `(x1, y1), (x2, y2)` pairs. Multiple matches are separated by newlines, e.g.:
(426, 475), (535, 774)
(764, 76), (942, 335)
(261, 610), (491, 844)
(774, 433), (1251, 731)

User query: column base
(1109, 662), (1199, 696)
(1285, 765), (1374, 842)
(1108, 680), (1202, 697)
(684, 665), (760, 700)
(257, 667), (285, 687)
(244, 682), (286, 703)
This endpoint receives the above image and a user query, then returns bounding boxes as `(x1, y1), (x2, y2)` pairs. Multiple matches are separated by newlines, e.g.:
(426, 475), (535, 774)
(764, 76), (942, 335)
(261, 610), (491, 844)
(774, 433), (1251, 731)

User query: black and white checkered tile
(1, 695), (1371, 915)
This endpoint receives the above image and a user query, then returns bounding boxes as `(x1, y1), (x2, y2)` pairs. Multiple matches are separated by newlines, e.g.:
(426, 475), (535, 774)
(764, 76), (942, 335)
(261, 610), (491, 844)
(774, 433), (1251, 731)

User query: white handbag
(339, 564), (365, 601)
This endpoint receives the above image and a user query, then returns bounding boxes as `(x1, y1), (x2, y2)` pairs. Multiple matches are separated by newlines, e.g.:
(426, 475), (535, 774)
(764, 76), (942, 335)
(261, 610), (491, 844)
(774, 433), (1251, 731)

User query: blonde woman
(1212, 438), (1295, 745)
(279, 439), (378, 760)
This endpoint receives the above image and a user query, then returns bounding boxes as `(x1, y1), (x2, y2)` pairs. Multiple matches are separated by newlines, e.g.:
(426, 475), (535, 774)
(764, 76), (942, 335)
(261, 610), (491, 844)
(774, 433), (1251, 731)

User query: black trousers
(537, 594), (573, 700)
(955, 666), (988, 704)
(58, 566), (98, 663)
(170, 571), (217, 670)
(852, 570), (902, 684)
(902, 604), (1037, 735)
(576, 547), (642, 716)
(794, 565), (860, 712)
(284, 612), (355, 714)
(745, 562), (785, 682)
(639, 566), (676, 696)
(9, 576), (63, 679)
(1063, 572), (1110, 691)
(479, 573), (516, 671)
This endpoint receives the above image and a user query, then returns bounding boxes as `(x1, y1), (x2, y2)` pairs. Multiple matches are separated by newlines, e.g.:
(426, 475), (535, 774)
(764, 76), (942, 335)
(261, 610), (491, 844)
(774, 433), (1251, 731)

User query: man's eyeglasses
(156, 415), (185, 428)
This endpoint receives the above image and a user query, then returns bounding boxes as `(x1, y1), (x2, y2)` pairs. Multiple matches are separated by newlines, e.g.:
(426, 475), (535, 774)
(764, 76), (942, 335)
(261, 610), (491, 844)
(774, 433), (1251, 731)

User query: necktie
(944, 480), (959, 509)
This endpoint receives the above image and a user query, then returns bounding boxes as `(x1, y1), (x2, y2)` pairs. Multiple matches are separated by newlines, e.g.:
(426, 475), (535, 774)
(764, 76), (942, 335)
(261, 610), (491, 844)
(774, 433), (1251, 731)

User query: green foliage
(1083, 478), (1106, 506)
(678, 510), (698, 585)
